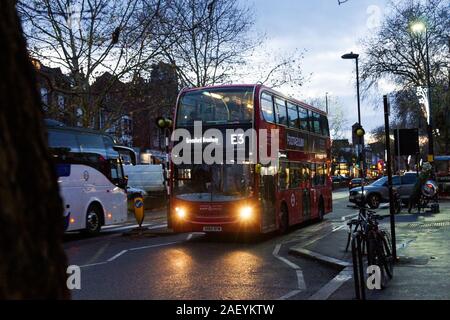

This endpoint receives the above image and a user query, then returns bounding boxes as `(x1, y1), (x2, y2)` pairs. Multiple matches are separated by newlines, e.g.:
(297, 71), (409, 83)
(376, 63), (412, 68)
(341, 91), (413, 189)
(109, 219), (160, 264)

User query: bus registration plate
(203, 226), (222, 232)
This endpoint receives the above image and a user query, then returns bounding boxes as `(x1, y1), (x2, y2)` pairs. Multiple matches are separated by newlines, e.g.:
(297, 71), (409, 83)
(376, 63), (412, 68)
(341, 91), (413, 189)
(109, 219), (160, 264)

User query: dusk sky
(244, 0), (397, 140)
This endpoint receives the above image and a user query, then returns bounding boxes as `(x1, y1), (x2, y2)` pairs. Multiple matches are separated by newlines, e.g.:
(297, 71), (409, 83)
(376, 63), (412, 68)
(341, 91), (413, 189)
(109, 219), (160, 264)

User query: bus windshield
(174, 164), (254, 202)
(176, 88), (254, 126)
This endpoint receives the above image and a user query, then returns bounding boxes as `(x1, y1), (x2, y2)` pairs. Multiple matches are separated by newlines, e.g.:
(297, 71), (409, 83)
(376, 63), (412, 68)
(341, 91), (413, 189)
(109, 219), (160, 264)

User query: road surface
(65, 189), (357, 300)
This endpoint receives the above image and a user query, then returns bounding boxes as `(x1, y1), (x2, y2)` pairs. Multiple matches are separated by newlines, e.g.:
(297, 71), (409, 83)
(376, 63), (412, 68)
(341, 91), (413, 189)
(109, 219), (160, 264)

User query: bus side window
(274, 97), (288, 126)
(298, 107), (309, 131)
(302, 163), (311, 185)
(56, 163), (71, 177)
(78, 133), (107, 155)
(287, 103), (300, 129)
(261, 93), (275, 123)
(290, 163), (301, 188)
(312, 112), (321, 134)
(311, 163), (318, 186)
(48, 130), (80, 152)
(318, 164), (325, 185)
(279, 162), (289, 190)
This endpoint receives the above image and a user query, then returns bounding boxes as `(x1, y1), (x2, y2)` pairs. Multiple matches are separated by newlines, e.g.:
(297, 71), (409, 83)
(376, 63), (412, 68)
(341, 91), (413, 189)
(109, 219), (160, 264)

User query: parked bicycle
(345, 204), (394, 299)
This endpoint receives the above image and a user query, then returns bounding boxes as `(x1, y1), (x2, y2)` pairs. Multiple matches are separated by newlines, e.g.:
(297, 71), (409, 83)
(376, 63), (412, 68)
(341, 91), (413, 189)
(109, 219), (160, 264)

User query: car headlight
(239, 206), (253, 221)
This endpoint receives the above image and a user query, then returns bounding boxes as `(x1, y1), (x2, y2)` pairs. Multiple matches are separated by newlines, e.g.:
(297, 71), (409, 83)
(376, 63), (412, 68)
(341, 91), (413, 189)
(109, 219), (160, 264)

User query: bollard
(134, 196), (145, 227)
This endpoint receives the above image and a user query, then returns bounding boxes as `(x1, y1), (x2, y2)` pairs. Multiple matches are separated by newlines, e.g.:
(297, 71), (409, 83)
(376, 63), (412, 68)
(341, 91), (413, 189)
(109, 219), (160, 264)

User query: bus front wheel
(84, 205), (102, 235)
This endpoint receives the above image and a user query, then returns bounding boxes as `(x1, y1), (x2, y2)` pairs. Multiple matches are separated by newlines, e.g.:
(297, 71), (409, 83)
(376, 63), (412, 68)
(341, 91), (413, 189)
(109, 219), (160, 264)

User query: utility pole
(384, 95), (397, 261)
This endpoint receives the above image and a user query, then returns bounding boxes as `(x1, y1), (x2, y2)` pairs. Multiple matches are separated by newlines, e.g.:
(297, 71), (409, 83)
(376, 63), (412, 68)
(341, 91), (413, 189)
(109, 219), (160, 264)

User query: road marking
(187, 233), (193, 240)
(80, 262), (108, 268)
(332, 191), (350, 200)
(289, 247), (351, 269)
(102, 224), (122, 229)
(147, 223), (168, 230)
(273, 244), (306, 300)
(396, 239), (415, 250)
(107, 250), (128, 262)
(128, 241), (180, 251)
(296, 270), (306, 290)
(277, 290), (302, 300)
(103, 223), (151, 232)
(332, 225), (346, 232)
(308, 267), (352, 300)
(340, 213), (359, 221)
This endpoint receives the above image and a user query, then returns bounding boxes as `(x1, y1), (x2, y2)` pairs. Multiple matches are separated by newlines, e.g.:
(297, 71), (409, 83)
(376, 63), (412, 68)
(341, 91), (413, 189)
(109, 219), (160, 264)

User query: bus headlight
(175, 207), (186, 220)
(239, 206), (253, 221)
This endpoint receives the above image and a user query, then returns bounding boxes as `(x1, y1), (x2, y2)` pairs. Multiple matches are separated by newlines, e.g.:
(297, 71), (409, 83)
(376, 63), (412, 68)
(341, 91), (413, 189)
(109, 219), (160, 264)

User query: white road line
(187, 233), (193, 240)
(128, 241), (180, 251)
(277, 290), (302, 300)
(103, 224), (151, 232)
(308, 267), (353, 300)
(273, 243), (306, 300)
(147, 223), (167, 230)
(107, 250), (128, 262)
(341, 213), (359, 221)
(396, 239), (415, 250)
(102, 224), (122, 229)
(80, 262), (108, 268)
(296, 270), (306, 290)
(332, 225), (346, 232)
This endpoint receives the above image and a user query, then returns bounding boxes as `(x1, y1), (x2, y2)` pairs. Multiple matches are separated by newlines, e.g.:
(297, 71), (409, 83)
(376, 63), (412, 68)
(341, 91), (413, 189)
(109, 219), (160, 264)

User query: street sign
(394, 128), (419, 156)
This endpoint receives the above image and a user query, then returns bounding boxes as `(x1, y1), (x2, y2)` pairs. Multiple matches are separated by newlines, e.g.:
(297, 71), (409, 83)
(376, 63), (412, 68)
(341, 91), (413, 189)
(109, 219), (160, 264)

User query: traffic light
(155, 117), (173, 129)
(353, 124), (365, 138)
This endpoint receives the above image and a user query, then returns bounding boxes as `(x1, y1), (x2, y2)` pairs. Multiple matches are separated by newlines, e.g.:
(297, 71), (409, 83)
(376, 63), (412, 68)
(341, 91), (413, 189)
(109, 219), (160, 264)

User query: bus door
(259, 166), (277, 232)
(301, 163), (311, 220)
(289, 163), (303, 225)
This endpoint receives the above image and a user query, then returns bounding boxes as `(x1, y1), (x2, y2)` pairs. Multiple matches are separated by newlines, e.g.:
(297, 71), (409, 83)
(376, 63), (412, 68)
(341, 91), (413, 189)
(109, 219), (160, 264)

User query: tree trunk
(0, 1), (70, 299)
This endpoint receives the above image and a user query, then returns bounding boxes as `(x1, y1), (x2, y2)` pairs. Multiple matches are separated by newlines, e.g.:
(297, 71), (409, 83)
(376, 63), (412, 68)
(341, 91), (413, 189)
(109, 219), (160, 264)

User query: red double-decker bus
(169, 84), (332, 234)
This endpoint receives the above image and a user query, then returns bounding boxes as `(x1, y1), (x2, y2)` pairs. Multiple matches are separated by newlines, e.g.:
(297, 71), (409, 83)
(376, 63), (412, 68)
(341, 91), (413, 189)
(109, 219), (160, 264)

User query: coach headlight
(239, 206), (253, 221)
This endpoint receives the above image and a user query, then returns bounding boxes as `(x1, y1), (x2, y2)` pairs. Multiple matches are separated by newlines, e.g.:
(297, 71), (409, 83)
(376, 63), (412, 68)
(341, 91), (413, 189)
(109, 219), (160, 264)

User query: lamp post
(342, 52), (366, 211)
(411, 20), (434, 163)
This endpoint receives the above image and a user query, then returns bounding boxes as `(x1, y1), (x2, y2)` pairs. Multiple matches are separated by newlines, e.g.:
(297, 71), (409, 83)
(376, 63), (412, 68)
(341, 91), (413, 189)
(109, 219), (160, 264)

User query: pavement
(289, 195), (450, 300)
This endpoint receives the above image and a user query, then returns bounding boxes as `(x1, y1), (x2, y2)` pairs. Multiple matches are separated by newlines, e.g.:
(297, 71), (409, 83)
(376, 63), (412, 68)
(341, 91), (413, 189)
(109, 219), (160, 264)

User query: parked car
(349, 173), (418, 209)
(348, 178), (365, 190)
(332, 175), (350, 188)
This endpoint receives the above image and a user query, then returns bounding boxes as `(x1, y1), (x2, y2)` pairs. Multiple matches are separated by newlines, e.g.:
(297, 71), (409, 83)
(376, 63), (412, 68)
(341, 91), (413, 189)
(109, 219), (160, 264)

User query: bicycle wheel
(367, 232), (392, 289)
(379, 230), (394, 279)
(351, 233), (366, 300)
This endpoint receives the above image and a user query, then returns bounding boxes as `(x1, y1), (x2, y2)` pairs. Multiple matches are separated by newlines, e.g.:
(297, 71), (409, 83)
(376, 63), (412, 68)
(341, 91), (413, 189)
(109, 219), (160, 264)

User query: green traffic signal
(354, 124), (365, 137)
(156, 117), (173, 129)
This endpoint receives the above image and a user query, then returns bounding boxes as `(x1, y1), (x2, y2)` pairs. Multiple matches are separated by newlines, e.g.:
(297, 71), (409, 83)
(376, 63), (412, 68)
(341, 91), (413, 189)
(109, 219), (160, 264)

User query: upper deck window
(260, 92), (275, 123)
(176, 88), (254, 126)
(287, 102), (300, 129)
(274, 97), (288, 126)
(298, 107), (309, 131)
(312, 112), (321, 134)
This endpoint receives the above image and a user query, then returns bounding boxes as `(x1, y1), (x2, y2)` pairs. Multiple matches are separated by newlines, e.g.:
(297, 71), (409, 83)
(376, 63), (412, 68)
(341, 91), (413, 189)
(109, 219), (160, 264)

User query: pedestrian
(408, 162), (433, 213)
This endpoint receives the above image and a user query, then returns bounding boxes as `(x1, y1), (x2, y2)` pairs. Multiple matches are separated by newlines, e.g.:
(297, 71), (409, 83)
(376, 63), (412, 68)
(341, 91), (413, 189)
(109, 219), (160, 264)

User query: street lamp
(410, 20), (434, 163)
(342, 52), (367, 211)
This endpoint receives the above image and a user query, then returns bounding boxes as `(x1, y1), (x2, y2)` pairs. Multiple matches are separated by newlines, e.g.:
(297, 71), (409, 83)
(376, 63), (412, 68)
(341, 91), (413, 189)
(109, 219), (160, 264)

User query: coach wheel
(84, 205), (102, 235)
(279, 205), (289, 234)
